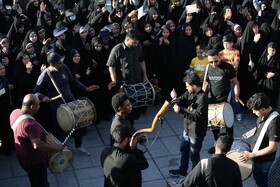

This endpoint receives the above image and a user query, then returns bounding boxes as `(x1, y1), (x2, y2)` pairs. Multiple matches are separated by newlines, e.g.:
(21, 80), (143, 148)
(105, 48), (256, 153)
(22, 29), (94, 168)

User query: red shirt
(10, 109), (47, 166)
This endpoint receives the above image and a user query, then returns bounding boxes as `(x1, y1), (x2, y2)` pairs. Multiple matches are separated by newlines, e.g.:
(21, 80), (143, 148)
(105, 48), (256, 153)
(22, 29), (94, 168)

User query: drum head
(57, 105), (75, 132)
(48, 148), (74, 173)
(226, 151), (253, 181)
(231, 139), (251, 152)
(223, 103), (234, 128)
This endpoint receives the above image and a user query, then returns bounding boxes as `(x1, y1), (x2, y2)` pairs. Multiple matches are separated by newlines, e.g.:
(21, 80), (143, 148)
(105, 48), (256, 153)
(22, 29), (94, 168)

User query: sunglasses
(209, 60), (219, 64)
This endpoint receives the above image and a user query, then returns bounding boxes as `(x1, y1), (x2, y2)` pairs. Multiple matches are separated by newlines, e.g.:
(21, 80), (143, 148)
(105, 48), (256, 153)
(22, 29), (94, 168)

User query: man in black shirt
(107, 29), (148, 91)
(101, 125), (149, 187)
(176, 132), (243, 187)
(169, 73), (208, 177)
(203, 49), (242, 154)
(240, 93), (280, 187)
(110, 93), (133, 146)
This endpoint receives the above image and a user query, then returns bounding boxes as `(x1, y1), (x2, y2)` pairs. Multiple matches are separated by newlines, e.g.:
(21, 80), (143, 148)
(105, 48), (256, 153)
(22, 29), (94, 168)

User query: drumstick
(63, 128), (76, 145)
(50, 94), (62, 101)
(242, 127), (256, 139)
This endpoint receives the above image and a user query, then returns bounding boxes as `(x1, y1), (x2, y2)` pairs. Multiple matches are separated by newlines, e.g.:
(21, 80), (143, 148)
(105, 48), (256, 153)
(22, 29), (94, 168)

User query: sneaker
(235, 113), (242, 122)
(74, 147), (90, 156)
(208, 147), (215, 154)
(169, 169), (187, 177)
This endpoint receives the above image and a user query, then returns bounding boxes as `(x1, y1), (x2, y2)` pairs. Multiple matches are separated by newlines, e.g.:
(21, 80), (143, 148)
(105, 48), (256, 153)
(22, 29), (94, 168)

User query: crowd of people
(0, 0), (280, 186)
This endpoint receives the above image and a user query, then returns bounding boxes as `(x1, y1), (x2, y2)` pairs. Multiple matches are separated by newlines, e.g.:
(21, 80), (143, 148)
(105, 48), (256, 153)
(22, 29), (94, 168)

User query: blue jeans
(179, 131), (204, 173)
(253, 161), (274, 187)
(231, 83), (241, 114)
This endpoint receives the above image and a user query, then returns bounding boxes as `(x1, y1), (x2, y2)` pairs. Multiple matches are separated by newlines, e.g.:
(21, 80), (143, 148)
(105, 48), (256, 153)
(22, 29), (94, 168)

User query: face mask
(69, 15), (76, 21)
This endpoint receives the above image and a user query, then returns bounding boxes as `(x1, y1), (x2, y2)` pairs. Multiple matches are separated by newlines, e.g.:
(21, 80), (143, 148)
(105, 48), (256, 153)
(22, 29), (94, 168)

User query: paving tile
(11, 158), (27, 177)
(142, 179), (168, 187)
(79, 177), (104, 187)
(55, 170), (78, 186)
(161, 136), (181, 155)
(0, 176), (30, 187)
(0, 159), (12, 178)
(145, 139), (170, 158)
(75, 167), (103, 180)
(142, 159), (163, 182)
(89, 146), (105, 167)
(72, 154), (94, 169)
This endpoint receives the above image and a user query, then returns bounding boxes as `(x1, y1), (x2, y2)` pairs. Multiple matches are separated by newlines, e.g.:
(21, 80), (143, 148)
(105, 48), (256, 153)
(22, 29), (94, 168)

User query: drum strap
(46, 69), (67, 104)
(253, 111), (279, 152)
(11, 114), (34, 132)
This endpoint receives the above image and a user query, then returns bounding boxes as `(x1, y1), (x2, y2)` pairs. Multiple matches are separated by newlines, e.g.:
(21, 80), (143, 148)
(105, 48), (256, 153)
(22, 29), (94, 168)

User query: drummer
(202, 49), (242, 154)
(10, 94), (64, 187)
(107, 29), (149, 118)
(107, 29), (148, 91)
(175, 132), (242, 187)
(239, 93), (280, 187)
(33, 51), (99, 156)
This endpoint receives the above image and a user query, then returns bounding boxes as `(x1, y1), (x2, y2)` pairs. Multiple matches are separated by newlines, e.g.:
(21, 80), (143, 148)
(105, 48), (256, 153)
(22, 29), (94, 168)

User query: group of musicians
(4, 29), (280, 187)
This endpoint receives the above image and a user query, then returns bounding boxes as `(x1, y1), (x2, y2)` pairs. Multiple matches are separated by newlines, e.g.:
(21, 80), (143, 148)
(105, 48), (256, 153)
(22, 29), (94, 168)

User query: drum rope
(72, 100), (93, 125)
(63, 128), (76, 145)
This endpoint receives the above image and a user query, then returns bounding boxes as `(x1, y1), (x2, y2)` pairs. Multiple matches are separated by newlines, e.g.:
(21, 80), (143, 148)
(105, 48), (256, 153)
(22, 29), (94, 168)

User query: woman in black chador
(253, 42), (280, 108)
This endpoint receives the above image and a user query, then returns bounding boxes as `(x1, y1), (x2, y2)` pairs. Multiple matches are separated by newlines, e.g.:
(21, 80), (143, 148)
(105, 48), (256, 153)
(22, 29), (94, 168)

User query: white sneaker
(235, 113), (242, 122)
(74, 147), (90, 156)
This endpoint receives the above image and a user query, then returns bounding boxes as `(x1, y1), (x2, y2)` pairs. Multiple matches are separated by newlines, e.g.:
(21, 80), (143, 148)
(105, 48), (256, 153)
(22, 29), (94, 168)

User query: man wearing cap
(33, 51), (99, 156)
(219, 34), (242, 122)
(107, 29), (148, 91)
(99, 28), (116, 51)
(203, 49), (242, 154)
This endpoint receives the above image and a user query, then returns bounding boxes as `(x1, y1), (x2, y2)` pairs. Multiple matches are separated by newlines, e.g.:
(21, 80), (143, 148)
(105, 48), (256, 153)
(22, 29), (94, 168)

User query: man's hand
(170, 88), (177, 99)
(266, 72), (275, 79)
(86, 85), (100, 92)
(129, 136), (138, 149)
(173, 104), (180, 113)
(43, 96), (51, 103)
(108, 81), (116, 90)
(235, 96), (245, 106)
(55, 144), (65, 152)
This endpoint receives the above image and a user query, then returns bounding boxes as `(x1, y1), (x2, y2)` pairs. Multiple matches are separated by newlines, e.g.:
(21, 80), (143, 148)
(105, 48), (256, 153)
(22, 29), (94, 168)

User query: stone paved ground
(1, 104), (278, 187)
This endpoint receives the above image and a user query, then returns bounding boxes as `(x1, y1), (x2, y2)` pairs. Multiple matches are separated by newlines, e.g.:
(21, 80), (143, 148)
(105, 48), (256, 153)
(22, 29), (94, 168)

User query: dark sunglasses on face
(209, 60), (219, 64)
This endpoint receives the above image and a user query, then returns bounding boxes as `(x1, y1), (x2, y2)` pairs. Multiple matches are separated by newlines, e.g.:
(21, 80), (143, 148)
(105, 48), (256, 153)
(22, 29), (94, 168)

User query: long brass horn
(132, 100), (171, 137)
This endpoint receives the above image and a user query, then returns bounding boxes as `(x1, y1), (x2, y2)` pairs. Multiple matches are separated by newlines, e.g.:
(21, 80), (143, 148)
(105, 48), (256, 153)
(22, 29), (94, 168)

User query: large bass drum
(208, 102), (234, 129)
(227, 139), (254, 181)
(57, 97), (97, 132)
(123, 81), (155, 108)
(46, 133), (73, 173)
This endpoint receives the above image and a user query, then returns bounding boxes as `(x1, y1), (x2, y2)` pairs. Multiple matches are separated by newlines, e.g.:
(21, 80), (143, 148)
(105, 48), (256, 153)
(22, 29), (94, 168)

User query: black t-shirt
(206, 61), (236, 104)
(252, 110), (280, 163)
(106, 42), (144, 85)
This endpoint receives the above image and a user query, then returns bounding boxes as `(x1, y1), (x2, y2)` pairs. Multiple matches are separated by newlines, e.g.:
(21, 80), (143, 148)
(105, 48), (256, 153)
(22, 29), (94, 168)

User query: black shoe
(208, 147), (215, 154)
(169, 169), (187, 177)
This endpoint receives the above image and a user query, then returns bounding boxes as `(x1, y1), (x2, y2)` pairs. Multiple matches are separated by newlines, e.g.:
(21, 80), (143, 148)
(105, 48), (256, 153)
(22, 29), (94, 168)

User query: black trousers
(19, 161), (49, 187)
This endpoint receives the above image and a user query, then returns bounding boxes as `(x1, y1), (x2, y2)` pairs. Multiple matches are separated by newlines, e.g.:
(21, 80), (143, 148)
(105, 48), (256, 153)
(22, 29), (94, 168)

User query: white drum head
(48, 149), (74, 173)
(57, 105), (75, 132)
(226, 151), (253, 181)
(223, 103), (234, 128)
